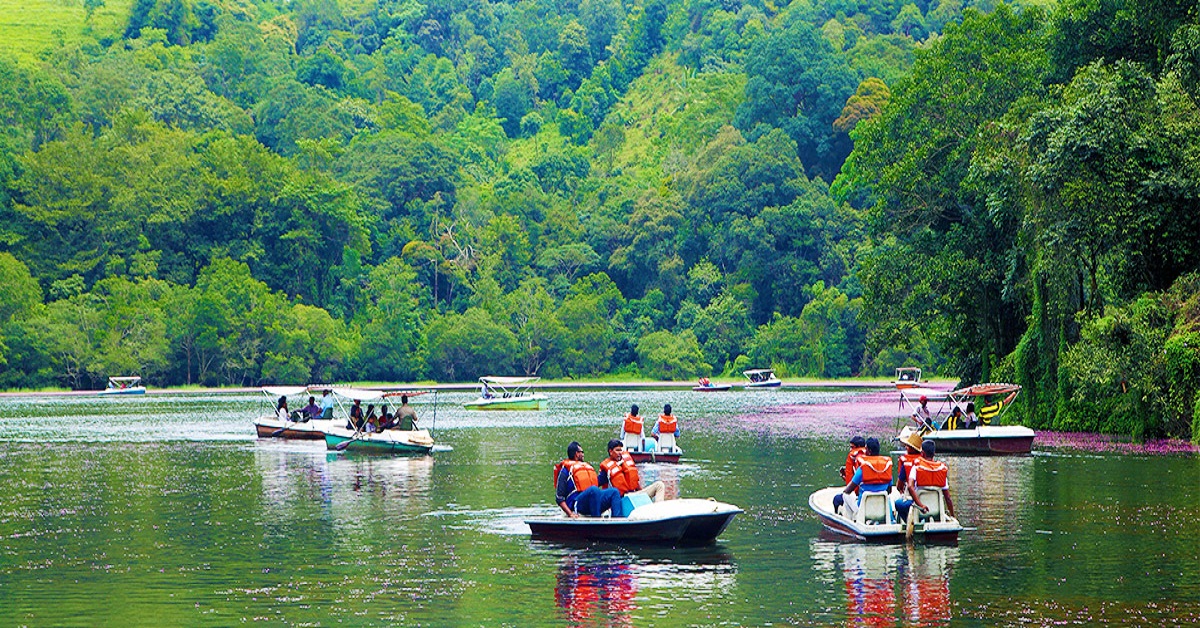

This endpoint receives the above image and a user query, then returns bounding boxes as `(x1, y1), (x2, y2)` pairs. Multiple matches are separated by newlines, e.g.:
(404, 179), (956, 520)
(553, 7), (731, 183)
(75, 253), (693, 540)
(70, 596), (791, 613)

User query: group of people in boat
(833, 432), (955, 525)
(276, 390), (335, 422)
(553, 404), (682, 518)
(619, 404), (679, 451)
(554, 439), (668, 518)
(274, 390), (419, 432)
(912, 396), (981, 432)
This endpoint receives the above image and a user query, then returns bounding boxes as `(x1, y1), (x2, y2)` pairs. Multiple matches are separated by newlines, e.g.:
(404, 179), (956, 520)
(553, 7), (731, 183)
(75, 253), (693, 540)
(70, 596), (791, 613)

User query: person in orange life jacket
(599, 439), (667, 503)
(556, 441), (625, 518)
(651, 404), (679, 440)
(896, 439), (955, 523)
(895, 431), (924, 494)
(833, 437), (893, 516)
(840, 435), (868, 482)
(623, 405), (644, 436)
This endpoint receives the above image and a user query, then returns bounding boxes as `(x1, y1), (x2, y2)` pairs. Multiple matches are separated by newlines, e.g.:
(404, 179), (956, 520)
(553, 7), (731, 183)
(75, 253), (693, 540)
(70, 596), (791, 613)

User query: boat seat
(916, 488), (945, 522)
(623, 432), (643, 451)
(858, 491), (894, 525)
(657, 432), (677, 453)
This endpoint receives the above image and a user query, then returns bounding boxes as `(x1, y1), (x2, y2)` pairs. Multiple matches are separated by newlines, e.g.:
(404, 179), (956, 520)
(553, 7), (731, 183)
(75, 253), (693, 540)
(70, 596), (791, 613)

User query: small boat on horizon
(692, 377), (731, 392)
(464, 376), (549, 410)
(99, 376), (146, 396)
(742, 368), (782, 389)
(893, 366), (922, 389)
(526, 498), (742, 545)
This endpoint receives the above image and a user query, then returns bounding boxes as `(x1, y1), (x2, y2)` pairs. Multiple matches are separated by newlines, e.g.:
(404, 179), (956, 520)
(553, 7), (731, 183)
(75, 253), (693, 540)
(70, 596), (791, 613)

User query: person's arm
(943, 489), (955, 517)
(555, 468), (578, 518)
(842, 467), (863, 494)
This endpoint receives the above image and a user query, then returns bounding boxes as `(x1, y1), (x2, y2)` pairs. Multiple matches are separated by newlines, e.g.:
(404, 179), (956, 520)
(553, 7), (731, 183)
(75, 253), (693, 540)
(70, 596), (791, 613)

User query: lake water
(1, 389), (1198, 625)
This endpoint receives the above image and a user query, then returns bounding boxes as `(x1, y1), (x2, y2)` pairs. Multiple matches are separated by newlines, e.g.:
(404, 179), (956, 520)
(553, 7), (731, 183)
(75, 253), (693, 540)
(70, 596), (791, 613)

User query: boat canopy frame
(898, 384), (1022, 431)
(478, 376), (541, 396)
(742, 369), (777, 382)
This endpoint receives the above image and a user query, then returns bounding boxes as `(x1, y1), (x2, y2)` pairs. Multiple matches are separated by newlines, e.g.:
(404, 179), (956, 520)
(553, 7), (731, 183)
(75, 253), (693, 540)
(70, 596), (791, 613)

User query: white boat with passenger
(464, 376), (548, 410)
(808, 487), (962, 543)
(897, 384), (1034, 454)
(99, 376), (146, 395)
(253, 385), (337, 439)
(893, 367), (922, 389)
(742, 368), (782, 388)
(324, 387), (438, 455)
(526, 494), (742, 545)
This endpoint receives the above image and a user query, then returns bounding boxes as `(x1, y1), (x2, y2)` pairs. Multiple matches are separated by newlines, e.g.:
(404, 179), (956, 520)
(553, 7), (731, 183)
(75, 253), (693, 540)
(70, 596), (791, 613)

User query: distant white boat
(464, 376), (548, 410)
(742, 368), (782, 388)
(99, 376), (146, 396)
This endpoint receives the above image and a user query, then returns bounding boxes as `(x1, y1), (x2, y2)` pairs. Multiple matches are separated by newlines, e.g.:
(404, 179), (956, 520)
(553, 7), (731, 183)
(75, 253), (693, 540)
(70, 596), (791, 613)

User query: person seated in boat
(833, 437), (893, 520)
(963, 402), (979, 430)
(394, 395), (418, 431)
(896, 440), (956, 523)
(319, 389), (335, 420)
(556, 441), (624, 519)
(352, 404), (375, 430)
(651, 404), (679, 440)
(912, 396), (935, 432)
(348, 399), (365, 430)
(895, 432), (924, 495)
(600, 439), (666, 503)
(699, 377), (711, 387)
(621, 405), (644, 448)
(374, 404), (390, 431)
(276, 396), (290, 421)
(945, 406), (965, 430)
(840, 436), (868, 482)
(481, 384), (493, 399)
(300, 396), (321, 422)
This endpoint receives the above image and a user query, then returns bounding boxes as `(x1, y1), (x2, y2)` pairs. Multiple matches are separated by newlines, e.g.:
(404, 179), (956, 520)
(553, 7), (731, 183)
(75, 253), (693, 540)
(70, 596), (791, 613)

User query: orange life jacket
(858, 455), (893, 485)
(841, 446), (867, 481)
(657, 414), (677, 433)
(554, 459), (599, 492)
(897, 452), (922, 489)
(913, 457), (949, 489)
(600, 454), (641, 495)
(623, 413), (643, 434)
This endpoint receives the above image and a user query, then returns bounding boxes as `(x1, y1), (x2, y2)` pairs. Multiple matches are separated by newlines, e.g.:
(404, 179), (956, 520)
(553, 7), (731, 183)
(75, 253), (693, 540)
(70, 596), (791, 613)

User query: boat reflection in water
(811, 537), (957, 625)
(546, 544), (737, 626)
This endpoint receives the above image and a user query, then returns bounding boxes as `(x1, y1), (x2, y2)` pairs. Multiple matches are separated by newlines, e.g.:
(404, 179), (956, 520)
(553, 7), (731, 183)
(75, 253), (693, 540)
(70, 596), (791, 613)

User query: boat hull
(692, 385), (731, 392)
(744, 381), (781, 389)
(808, 487), (961, 544)
(627, 450), (682, 464)
(898, 425), (1035, 455)
(253, 417), (333, 440)
(99, 387), (146, 395)
(463, 394), (548, 410)
(324, 427), (434, 455)
(526, 499), (741, 545)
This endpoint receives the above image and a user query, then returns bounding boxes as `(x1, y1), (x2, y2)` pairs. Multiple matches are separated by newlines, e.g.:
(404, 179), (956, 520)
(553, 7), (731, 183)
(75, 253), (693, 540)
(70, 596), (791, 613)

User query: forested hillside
(1, 0), (1198, 441)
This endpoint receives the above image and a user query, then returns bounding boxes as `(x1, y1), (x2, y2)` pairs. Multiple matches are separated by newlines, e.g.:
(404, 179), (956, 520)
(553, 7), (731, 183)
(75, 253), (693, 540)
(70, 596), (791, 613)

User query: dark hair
(866, 437), (881, 455)
(607, 439), (624, 452)
(922, 440), (936, 456)
(664, 404), (672, 415)
(630, 404), (639, 415)
(951, 406), (962, 415)
(567, 441), (582, 457)
(277, 396), (287, 409)
(966, 402), (975, 412)
(850, 435), (866, 447)
(401, 395), (409, 403)
(308, 396), (316, 404)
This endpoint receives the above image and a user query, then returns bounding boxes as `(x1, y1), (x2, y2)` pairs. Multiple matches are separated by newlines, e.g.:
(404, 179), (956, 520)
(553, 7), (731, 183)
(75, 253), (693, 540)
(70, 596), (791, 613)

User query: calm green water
(1, 390), (1198, 626)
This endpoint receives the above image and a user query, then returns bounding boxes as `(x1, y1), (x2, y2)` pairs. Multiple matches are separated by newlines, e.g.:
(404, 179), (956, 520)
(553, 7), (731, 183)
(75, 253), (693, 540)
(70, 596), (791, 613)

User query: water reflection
(950, 455), (1034, 542)
(546, 545), (737, 625)
(812, 539), (958, 626)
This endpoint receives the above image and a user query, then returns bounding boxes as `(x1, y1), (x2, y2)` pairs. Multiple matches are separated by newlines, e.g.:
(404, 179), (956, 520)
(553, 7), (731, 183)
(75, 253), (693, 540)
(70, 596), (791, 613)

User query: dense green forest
(0, 0), (1198, 440)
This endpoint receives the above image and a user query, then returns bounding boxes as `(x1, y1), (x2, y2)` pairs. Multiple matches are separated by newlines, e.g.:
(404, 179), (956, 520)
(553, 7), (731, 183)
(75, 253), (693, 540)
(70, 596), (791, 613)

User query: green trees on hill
(1, 0), (1198, 440)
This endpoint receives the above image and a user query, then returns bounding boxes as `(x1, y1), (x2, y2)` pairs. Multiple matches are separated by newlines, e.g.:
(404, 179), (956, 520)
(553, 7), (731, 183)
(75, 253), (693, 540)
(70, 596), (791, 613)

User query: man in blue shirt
(319, 390), (335, 419)
(555, 442), (624, 518)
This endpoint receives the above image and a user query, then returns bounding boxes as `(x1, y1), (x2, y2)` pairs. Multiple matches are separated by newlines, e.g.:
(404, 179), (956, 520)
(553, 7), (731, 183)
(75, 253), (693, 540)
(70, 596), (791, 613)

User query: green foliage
(637, 329), (710, 379)
(425, 307), (518, 381)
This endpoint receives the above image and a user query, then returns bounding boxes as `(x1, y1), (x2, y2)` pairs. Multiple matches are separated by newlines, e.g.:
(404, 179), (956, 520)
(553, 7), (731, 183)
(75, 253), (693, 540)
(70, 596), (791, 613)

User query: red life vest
(841, 446), (867, 481)
(897, 453), (922, 489)
(600, 455), (641, 494)
(623, 413), (644, 434)
(554, 459), (599, 492)
(913, 457), (948, 489)
(858, 455), (893, 485)
(657, 414), (677, 434)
